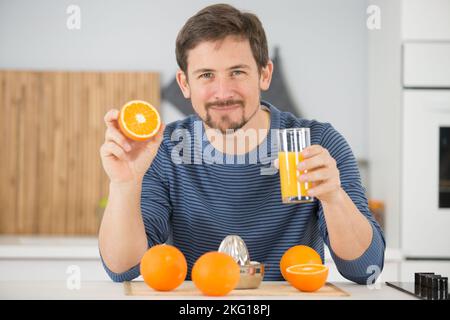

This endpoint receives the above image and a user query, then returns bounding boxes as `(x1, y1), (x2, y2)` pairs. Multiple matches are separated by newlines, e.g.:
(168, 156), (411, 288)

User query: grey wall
(0, 0), (369, 159)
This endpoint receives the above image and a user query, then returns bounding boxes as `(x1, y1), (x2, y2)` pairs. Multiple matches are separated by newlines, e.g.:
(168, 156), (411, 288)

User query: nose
(212, 75), (235, 101)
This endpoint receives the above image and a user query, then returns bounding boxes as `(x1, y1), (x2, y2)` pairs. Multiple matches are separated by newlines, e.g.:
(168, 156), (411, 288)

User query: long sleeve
(100, 141), (172, 282)
(316, 123), (386, 284)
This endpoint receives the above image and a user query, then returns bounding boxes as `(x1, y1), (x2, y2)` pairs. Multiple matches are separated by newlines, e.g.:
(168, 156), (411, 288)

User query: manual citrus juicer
(218, 235), (265, 289)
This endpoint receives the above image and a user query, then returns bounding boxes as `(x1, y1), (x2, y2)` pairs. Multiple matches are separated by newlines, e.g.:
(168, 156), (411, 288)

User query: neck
(205, 105), (271, 155)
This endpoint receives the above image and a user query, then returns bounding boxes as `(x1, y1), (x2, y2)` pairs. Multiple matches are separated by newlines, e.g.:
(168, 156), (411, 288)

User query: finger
(105, 127), (132, 152)
(298, 167), (331, 183)
(301, 145), (324, 159)
(101, 142), (129, 161)
(297, 152), (332, 171)
(306, 182), (339, 197)
(104, 109), (120, 129)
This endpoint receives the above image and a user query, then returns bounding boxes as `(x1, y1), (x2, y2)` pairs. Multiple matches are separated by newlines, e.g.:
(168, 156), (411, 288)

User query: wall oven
(402, 42), (450, 258)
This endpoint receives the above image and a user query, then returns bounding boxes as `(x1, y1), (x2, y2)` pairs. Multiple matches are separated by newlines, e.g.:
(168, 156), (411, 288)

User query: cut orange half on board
(118, 100), (161, 141)
(286, 264), (329, 292)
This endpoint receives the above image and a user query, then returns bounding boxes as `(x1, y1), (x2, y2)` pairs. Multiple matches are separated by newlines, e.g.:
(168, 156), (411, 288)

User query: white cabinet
(403, 43), (450, 87)
(402, 0), (450, 40)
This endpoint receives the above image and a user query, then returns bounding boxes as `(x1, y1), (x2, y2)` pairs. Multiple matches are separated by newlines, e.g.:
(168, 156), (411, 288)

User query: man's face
(177, 36), (271, 134)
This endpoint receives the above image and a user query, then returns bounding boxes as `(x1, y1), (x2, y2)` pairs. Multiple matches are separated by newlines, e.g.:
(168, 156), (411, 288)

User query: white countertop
(0, 280), (416, 300)
(0, 236), (403, 262)
(0, 236), (415, 299)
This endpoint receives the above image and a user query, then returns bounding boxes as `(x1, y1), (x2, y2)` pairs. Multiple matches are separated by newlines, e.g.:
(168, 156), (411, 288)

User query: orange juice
(278, 151), (312, 203)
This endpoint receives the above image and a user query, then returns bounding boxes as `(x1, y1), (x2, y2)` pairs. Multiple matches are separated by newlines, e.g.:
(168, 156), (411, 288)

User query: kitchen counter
(0, 236), (100, 259)
(0, 236), (405, 283)
(0, 236), (403, 262)
(0, 236), (411, 299)
(0, 280), (417, 300)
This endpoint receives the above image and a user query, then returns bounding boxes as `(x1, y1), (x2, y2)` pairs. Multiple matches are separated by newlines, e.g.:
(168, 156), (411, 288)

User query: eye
(231, 70), (244, 76)
(199, 72), (213, 79)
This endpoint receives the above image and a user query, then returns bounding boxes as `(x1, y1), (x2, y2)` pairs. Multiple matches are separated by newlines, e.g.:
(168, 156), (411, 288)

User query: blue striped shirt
(101, 101), (385, 284)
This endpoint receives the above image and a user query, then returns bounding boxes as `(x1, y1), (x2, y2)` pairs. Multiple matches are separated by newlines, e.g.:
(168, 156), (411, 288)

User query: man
(99, 4), (385, 284)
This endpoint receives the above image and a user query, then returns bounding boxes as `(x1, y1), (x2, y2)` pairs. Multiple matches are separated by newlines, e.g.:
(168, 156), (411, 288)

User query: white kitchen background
(0, 0), (449, 283)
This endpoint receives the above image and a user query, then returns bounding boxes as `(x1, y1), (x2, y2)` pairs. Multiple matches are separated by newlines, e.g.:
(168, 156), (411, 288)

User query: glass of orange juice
(278, 128), (314, 204)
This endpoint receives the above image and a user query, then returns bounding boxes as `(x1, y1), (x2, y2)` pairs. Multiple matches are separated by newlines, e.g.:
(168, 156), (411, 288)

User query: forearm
(98, 179), (149, 273)
(321, 187), (373, 260)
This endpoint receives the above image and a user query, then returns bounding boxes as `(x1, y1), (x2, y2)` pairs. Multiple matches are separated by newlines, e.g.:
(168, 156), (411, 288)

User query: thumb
(273, 158), (279, 169)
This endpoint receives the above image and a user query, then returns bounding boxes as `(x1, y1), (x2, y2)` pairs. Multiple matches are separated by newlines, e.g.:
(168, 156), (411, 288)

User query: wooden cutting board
(124, 281), (349, 297)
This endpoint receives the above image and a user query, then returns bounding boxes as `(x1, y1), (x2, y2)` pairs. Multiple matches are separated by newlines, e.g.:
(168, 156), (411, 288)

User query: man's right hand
(100, 108), (165, 184)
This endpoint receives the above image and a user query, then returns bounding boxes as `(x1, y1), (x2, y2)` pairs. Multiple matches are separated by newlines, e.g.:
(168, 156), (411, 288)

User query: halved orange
(118, 100), (161, 141)
(286, 264), (329, 292)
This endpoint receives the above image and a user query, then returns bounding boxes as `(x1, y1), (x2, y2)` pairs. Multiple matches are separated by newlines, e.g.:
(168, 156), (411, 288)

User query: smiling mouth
(210, 104), (242, 111)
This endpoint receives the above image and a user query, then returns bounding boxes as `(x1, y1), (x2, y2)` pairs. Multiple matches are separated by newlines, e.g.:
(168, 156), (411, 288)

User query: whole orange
(279, 245), (322, 280)
(192, 252), (240, 296)
(140, 244), (187, 291)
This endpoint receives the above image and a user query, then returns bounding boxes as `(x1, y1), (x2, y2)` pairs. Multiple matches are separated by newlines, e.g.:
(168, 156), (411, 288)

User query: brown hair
(175, 4), (269, 75)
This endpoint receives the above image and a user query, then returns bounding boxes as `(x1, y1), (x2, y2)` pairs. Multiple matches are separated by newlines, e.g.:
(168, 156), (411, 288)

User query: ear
(259, 60), (274, 91)
(176, 69), (191, 99)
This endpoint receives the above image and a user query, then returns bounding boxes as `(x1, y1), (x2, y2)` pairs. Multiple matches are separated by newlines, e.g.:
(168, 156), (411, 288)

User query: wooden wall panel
(0, 71), (160, 235)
